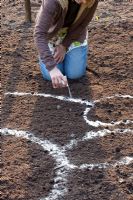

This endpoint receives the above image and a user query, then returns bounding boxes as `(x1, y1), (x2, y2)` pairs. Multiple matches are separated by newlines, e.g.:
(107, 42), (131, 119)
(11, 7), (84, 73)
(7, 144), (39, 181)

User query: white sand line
(4, 92), (133, 128)
(64, 138), (80, 151)
(64, 128), (133, 150)
(94, 94), (133, 103)
(83, 107), (133, 128)
(1, 128), (132, 200)
(89, 94), (133, 127)
(0, 128), (76, 200)
(79, 156), (133, 170)
(4, 92), (94, 107)
(84, 128), (133, 140)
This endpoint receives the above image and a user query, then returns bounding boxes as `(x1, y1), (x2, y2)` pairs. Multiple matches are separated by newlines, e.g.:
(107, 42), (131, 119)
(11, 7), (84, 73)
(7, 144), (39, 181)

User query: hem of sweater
(39, 57), (57, 72)
(62, 37), (86, 49)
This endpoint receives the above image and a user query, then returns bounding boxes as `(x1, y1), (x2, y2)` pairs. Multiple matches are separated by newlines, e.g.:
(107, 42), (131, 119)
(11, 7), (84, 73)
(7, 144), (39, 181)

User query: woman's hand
(53, 44), (66, 64)
(49, 67), (68, 88)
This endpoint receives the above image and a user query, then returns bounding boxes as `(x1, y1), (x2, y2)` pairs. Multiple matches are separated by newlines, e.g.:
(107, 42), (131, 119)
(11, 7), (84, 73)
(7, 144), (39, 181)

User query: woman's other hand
(54, 44), (66, 64)
(49, 67), (68, 88)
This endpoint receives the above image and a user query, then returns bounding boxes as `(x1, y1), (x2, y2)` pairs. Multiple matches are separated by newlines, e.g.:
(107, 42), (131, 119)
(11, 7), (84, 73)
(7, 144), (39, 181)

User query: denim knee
(39, 60), (51, 81)
(39, 58), (65, 81)
(64, 46), (87, 80)
(67, 71), (86, 80)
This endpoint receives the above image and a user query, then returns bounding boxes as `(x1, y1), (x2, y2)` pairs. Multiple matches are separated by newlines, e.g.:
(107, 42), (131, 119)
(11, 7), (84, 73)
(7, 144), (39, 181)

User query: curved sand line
(5, 92), (133, 128)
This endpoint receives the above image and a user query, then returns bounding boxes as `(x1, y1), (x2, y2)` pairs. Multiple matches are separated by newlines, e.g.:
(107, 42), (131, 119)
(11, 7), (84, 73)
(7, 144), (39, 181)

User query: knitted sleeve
(34, 0), (61, 71)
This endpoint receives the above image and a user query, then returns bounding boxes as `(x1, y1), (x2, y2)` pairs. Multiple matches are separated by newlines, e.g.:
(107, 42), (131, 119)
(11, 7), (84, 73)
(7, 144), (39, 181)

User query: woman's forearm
(34, 0), (59, 71)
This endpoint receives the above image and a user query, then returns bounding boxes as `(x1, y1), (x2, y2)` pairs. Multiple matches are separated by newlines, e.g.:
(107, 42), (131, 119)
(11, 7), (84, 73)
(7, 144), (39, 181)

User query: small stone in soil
(118, 178), (125, 184)
(115, 147), (121, 153)
(118, 111), (122, 115)
(71, 134), (75, 137)
(28, 74), (33, 79)
(111, 121), (115, 124)
(79, 111), (84, 116)
(123, 119), (127, 123)
(107, 109), (112, 113)
(27, 140), (32, 144)
(130, 35), (133, 41)
(57, 105), (61, 110)
(34, 75), (39, 80)
(87, 104), (93, 108)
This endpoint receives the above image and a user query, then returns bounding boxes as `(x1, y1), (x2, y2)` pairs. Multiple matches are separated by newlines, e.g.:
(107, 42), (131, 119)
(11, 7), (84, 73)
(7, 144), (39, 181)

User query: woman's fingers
(54, 56), (60, 63)
(58, 57), (64, 64)
(52, 77), (61, 88)
(54, 51), (60, 60)
(57, 77), (64, 88)
(60, 55), (65, 63)
(54, 47), (65, 63)
(49, 67), (68, 89)
(52, 76), (67, 88)
(62, 75), (68, 86)
(53, 52), (58, 60)
(54, 53), (64, 64)
(52, 77), (56, 88)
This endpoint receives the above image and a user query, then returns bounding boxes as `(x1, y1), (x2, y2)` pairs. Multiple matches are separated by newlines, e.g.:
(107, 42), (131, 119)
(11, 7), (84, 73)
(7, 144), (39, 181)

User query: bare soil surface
(1, 0), (133, 200)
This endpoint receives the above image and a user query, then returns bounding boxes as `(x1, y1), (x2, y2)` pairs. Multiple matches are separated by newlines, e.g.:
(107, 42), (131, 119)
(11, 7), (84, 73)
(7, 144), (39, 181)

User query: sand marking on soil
(64, 128), (133, 150)
(5, 91), (133, 128)
(3, 92), (133, 200)
(83, 107), (133, 128)
(94, 94), (133, 103)
(5, 91), (94, 106)
(1, 128), (133, 200)
(0, 128), (76, 200)
(85, 94), (133, 127)
(79, 156), (133, 170)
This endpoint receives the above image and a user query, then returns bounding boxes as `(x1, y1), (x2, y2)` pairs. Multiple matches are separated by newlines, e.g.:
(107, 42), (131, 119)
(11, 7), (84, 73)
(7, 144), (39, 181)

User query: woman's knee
(39, 60), (51, 81)
(66, 71), (86, 80)
(64, 46), (87, 79)
(39, 59), (65, 81)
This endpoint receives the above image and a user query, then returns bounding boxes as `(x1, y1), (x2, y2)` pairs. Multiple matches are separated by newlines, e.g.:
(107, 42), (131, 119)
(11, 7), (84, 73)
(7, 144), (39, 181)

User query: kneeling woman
(34, 0), (98, 88)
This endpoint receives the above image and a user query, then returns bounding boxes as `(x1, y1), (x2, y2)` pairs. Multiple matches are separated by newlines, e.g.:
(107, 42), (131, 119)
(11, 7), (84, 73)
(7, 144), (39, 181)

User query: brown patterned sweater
(34, 0), (98, 71)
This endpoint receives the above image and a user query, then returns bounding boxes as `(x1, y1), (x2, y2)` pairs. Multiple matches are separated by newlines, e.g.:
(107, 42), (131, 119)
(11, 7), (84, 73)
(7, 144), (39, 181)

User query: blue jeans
(39, 45), (88, 81)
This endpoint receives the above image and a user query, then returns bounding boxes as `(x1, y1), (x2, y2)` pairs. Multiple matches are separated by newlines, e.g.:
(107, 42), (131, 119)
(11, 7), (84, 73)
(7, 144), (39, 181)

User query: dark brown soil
(1, 0), (133, 200)
(1, 136), (55, 200)
(88, 97), (133, 125)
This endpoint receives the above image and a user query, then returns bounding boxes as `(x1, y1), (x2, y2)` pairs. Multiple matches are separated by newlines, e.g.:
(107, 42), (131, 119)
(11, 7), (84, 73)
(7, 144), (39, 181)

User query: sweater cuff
(47, 63), (57, 71)
(40, 57), (57, 72)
